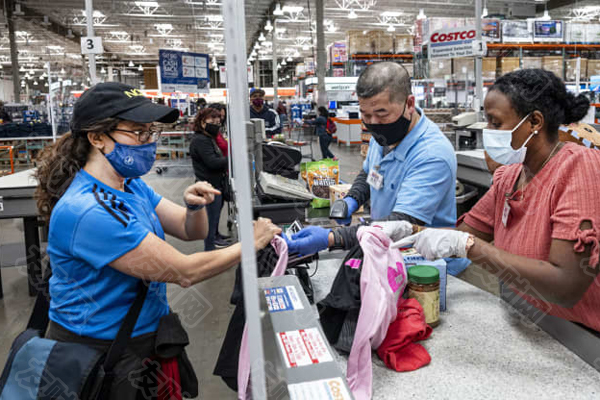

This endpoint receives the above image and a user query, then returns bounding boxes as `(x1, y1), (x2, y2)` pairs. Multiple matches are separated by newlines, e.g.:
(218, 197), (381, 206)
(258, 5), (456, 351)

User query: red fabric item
(462, 143), (600, 332)
(158, 357), (183, 400)
(376, 298), (432, 372)
(215, 132), (229, 157)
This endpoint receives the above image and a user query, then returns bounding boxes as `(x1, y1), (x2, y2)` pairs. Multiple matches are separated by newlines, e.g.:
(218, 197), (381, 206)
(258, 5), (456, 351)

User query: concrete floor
(0, 137), (365, 399)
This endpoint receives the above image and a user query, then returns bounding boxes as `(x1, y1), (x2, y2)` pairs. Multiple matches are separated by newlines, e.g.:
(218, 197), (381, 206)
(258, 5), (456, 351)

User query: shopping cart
(287, 119), (315, 161)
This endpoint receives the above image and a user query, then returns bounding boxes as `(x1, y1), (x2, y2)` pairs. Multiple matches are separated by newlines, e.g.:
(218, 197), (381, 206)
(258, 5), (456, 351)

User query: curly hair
(489, 69), (590, 137)
(34, 118), (120, 222)
(193, 107), (221, 133)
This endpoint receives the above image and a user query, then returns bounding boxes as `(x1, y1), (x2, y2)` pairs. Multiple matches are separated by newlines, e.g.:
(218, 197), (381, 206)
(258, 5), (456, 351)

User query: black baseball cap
(70, 82), (180, 134)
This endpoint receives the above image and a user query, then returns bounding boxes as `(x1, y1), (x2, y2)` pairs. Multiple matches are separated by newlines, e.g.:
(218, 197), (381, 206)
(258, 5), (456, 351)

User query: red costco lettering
(431, 29), (476, 42)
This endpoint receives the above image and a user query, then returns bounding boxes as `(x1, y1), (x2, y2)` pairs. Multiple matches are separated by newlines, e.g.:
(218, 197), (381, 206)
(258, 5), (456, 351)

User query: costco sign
(429, 25), (477, 59)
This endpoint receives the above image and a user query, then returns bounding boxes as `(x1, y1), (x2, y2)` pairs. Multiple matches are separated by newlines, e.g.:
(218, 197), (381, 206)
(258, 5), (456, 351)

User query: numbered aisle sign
(81, 36), (103, 54)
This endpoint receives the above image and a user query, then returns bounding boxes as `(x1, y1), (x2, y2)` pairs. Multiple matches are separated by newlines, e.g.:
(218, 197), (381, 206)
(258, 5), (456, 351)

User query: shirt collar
(385, 107), (426, 163)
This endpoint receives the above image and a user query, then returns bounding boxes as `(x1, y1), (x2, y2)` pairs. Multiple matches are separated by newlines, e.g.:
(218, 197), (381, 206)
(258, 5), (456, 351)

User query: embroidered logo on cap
(124, 88), (144, 98)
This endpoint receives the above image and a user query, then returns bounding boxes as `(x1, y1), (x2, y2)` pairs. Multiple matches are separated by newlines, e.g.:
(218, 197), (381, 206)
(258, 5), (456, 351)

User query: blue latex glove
(285, 226), (331, 256)
(336, 197), (359, 226)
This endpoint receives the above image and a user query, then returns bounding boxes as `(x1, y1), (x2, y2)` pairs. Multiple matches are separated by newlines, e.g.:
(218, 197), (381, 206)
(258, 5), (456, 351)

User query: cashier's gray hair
(35, 118), (120, 221)
(356, 62), (411, 104)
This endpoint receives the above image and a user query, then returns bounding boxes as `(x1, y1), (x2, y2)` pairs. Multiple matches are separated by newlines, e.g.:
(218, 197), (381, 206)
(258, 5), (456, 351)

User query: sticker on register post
(264, 286), (304, 313)
(288, 378), (352, 400)
(277, 328), (333, 368)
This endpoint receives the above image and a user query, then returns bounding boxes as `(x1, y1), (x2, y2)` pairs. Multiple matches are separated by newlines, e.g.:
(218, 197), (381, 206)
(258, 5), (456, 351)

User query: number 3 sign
(80, 37), (103, 54)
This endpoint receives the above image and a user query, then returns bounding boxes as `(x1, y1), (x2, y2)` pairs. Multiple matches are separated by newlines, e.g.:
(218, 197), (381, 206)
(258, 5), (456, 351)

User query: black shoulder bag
(0, 265), (148, 400)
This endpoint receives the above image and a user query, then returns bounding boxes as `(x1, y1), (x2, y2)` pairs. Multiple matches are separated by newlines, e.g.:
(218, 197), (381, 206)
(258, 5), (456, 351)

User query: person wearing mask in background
(190, 108), (231, 250)
(0, 101), (12, 123)
(390, 69), (600, 334)
(34, 82), (280, 398)
(277, 101), (288, 128)
(249, 88), (281, 138)
(208, 103), (233, 244)
(305, 106), (336, 160)
(285, 62), (459, 268)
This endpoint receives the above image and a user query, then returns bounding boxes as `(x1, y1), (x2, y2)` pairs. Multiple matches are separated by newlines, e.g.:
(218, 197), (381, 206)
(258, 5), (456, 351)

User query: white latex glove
(371, 220), (414, 242)
(391, 229), (470, 260)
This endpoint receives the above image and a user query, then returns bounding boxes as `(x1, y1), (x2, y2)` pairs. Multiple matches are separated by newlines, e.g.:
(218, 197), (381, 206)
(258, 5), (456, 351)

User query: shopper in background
(391, 69), (600, 333)
(285, 62), (458, 268)
(305, 106), (336, 160)
(0, 101), (12, 123)
(249, 88), (281, 138)
(190, 107), (231, 250)
(208, 103), (232, 244)
(34, 82), (280, 398)
(197, 97), (207, 110)
(277, 101), (288, 128)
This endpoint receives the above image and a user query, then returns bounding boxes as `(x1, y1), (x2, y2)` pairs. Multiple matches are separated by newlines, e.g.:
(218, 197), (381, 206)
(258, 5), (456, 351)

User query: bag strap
(26, 264), (52, 332)
(102, 280), (149, 371)
(26, 263), (149, 372)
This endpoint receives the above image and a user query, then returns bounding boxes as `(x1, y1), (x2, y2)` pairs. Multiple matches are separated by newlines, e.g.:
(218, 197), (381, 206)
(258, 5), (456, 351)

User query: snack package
(301, 159), (340, 208)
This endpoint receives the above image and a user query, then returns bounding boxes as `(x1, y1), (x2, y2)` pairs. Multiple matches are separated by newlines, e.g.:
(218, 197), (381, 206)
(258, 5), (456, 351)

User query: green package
(301, 159), (340, 208)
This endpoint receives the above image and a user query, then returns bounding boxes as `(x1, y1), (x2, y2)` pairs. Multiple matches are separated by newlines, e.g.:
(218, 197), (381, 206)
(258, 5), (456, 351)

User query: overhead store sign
(159, 49), (210, 93)
(429, 26), (477, 59)
(81, 36), (103, 54)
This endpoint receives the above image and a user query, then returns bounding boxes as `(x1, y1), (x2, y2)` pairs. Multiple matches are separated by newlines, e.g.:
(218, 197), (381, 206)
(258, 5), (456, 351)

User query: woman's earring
(533, 130), (538, 135)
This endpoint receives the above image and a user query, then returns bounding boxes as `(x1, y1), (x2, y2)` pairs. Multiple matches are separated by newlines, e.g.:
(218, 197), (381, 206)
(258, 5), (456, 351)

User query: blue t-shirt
(47, 170), (169, 340)
(363, 108), (457, 226)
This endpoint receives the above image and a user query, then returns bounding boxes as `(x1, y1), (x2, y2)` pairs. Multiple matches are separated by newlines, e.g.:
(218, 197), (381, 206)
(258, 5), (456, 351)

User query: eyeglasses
(112, 125), (162, 143)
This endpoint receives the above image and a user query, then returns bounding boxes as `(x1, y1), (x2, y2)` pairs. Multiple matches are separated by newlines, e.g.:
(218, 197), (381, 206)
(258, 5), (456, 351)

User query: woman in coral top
(394, 69), (600, 332)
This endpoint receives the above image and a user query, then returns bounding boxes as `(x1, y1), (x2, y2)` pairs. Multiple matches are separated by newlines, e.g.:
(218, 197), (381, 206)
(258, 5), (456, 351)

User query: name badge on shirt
(367, 169), (384, 190)
(502, 198), (511, 227)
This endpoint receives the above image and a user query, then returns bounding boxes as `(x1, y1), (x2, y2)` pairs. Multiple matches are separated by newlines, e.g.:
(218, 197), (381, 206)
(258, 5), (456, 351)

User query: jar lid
(408, 265), (440, 285)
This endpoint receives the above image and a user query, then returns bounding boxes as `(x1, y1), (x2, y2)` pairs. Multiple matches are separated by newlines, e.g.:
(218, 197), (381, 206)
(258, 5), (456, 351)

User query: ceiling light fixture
(128, 60), (134, 67)
(66, 29), (75, 39)
(45, 81), (49, 87)
(265, 20), (273, 31)
(282, 59), (287, 65)
(259, 32), (266, 41)
(540, 9), (551, 20)
(416, 9), (427, 20)
(302, 44), (309, 51)
(138, 64), (143, 71)
(60, 67), (66, 74)
(387, 25), (395, 32)
(33, 80), (38, 85)
(286, 56), (292, 62)
(348, 9), (357, 19)
(19, 66), (25, 72)
(482, 7), (489, 17)
(273, 3), (284, 16)
(101, 67), (106, 74)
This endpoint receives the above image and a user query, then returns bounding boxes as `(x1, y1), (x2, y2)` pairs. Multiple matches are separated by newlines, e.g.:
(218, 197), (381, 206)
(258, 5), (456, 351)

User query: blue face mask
(103, 137), (157, 178)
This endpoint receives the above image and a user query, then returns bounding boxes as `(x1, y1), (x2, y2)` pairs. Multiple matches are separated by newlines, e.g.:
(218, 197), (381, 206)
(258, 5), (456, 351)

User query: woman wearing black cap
(34, 83), (280, 398)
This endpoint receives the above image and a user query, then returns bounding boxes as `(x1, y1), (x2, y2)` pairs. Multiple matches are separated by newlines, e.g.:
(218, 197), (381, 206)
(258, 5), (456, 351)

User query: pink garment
(347, 227), (407, 400)
(237, 236), (289, 400)
(215, 132), (229, 157)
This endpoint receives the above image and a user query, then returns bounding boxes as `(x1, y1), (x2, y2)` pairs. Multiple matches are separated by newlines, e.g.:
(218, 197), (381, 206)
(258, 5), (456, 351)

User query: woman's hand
(254, 218), (282, 250)
(184, 181), (221, 208)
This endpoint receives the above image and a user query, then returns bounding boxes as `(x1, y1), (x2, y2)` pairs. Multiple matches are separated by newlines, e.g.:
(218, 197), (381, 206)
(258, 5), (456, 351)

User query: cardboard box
(522, 56), (543, 70)
(482, 57), (496, 80)
(453, 57), (475, 80)
(402, 251), (448, 311)
(542, 56), (564, 78)
(500, 57), (520, 75)
(380, 33), (395, 54)
(566, 58), (588, 81)
(429, 60), (452, 79)
(395, 34), (413, 53)
(360, 143), (369, 158)
(347, 30), (382, 54)
(329, 184), (364, 212)
(587, 60), (600, 77)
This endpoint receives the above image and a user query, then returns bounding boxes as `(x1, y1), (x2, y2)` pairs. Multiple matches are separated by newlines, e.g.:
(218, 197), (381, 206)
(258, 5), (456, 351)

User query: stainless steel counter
(456, 149), (492, 188)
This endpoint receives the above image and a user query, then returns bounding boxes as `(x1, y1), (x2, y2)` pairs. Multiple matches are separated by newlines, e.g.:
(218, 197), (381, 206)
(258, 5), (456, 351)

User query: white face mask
(483, 113), (536, 165)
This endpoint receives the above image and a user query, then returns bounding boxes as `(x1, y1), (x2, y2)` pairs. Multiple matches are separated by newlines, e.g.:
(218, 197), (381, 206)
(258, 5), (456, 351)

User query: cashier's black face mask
(364, 101), (411, 147)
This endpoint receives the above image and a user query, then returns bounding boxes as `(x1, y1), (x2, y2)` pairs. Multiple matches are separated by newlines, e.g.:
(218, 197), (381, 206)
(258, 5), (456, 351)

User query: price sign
(81, 37), (103, 54)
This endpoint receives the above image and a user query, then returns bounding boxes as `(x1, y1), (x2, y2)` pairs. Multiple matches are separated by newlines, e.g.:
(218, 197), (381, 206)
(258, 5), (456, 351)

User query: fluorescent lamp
(135, 1), (159, 7)
(273, 3), (284, 16)
(282, 6), (303, 13)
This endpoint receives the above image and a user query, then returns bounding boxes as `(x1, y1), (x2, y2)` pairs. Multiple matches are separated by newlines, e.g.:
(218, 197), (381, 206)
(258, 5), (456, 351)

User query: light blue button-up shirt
(363, 107), (457, 227)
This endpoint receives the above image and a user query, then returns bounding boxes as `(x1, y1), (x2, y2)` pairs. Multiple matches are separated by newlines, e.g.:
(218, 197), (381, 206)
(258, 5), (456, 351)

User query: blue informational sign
(264, 286), (305, 313)
(159, 49), (210, 93)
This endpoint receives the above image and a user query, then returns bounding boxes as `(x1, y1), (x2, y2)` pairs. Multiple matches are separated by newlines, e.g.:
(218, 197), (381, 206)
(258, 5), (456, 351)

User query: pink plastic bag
(237, 236), (288, 399)
(346, 226), (407, 399)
